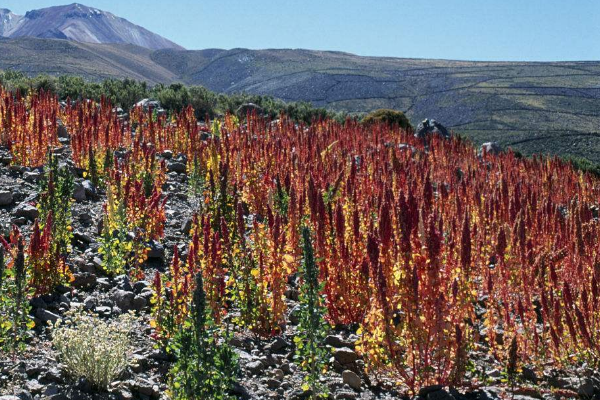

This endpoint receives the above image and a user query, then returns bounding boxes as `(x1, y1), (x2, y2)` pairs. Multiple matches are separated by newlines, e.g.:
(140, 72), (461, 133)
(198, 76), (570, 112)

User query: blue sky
(3, 0), (599, 61)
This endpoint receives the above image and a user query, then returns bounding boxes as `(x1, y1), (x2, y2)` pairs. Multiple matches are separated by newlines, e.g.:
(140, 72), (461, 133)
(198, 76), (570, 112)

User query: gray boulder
(237, 103), (263, 118)
(415, 119), (450, 139)
(82, 180), (97, 199)
(480, 142), (502, 156)
(135, 99), (161, 111)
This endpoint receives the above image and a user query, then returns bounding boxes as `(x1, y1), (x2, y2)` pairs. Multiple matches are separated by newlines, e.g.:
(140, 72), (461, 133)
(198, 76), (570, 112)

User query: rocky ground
(0, 144), (600, 400)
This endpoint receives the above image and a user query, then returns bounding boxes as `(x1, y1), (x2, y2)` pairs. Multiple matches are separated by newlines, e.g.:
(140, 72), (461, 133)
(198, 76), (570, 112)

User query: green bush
(0, 70), (349, 124)
(563, 155), (600, 178)
(362, 109), (412, 131)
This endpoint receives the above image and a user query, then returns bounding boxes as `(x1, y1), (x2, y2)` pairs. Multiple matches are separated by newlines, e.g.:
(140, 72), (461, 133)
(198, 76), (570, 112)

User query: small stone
(521, 367), (537, 383)
(281, 362), (295, 375)
(73, 231), (93, 245)
(14, 203), (39, 221)
(116, 388), (133, 400)
(419, 385), (444, 397)
(115, 274), (134, 291)
(333, 347), (358, 365)
(260, 354), (277, 367)
(132, 295), (147, 311)
(25, 380), (43, 394)
(146, 241), (165, 260)
(578, 379), (595, 398)
(36, 308), (60, 323)
(40, 367), (63, 383)
(43, 384), (60, 396)
(11, 216), (27, 225)
(57, 121), (69, 138)
(167, 161), (186, 174)
(136, 378), (160, 398)
(335, 392), (357, 400)
(326, 335), (354, 348)
(133, 280), (150, 294)
(181, 217), (193, 235)
(72, 272), (97, 290)
(0, 190), (13, 206)
(272, 369), (285, 381)
(266, 378), (281, 389)
(231, 383), (251, 399)
(30, 296), (48, 309)
(342, 370), (361, 391)
(111, 289), (135, 312)
(25, 363), (45, 377)
(73, 183), (87, 202)
(23, 171), (42, 182)
(480, 142), (502, 156)
(266, 336), (289, 353)
(92, 257), (103, 269)
(289, 388), (313, 400)
(427, 389), (454, 400)
(486, 369), (502, 378)
(96, 277), (112, 291)
(96, 306), (112, 317)
(246, 360), (265, 375)
(130, 353), (149, 373)
(83, 296), (97, 310)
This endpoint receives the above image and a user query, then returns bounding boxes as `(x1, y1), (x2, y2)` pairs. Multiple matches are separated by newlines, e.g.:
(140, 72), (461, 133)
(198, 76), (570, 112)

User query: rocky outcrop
(415, 119), (451, 139)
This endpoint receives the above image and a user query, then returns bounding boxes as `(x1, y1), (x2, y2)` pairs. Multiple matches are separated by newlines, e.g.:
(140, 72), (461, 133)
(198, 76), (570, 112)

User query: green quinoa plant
(294, 226), (330, 398)
(0, 231), (34, 356)
(38, 153), (74, 259)
(168, 271), (239, 400)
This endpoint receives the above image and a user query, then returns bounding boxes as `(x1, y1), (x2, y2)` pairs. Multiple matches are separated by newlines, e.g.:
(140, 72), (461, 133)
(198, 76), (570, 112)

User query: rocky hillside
(0, 3), (182, 50)
(155, 48), (600, 162)
(0, 37), (177, 83)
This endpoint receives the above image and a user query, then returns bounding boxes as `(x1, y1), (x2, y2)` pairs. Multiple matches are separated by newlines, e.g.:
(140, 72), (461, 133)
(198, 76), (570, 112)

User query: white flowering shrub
(51, 308), (134, 389)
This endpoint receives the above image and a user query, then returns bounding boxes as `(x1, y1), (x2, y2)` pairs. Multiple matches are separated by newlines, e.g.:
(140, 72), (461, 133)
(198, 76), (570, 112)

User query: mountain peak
(0, 3), (183, 50)
(0, 8), (22, 36)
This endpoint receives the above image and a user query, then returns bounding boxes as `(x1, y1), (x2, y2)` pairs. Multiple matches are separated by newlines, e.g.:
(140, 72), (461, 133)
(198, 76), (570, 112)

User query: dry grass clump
(51, 308), (134, 390)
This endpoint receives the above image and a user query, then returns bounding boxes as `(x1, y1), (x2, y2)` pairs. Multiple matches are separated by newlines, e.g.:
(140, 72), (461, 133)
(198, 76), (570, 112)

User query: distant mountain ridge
(0, 3), (183, 50)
